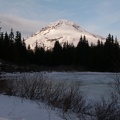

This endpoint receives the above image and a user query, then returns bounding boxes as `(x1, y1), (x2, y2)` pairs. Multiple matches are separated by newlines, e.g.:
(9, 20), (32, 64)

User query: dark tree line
(0, 29), (120, 72)
(0, 29), (27, 64)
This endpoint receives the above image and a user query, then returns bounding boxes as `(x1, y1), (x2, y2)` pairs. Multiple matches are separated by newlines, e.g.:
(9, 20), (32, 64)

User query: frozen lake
(2, 72), (117, 101)
(46, 72), (116, 101)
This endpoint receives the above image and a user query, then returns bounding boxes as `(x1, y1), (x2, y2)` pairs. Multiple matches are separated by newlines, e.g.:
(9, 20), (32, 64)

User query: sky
(0, 0), (120, 39)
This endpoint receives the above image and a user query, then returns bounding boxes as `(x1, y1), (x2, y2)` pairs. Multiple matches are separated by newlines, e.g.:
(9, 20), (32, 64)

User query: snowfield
(0, 72), (118, 120)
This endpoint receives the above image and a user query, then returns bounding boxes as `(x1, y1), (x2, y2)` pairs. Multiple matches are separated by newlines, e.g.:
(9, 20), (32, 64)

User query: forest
(0, 29), (120, 72)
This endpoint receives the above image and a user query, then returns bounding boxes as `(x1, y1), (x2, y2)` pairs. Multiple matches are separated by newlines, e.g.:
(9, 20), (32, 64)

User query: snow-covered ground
(0, 95), (62, 120)
(0, 72), (117, 119)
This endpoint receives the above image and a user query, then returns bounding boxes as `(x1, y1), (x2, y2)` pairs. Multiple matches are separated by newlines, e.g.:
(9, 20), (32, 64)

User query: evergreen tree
(14, 31), (27, 64)
(0, 32), (4, 58)
(91, 40), (104, 71)
(3, 32), (10, 60)
(9, 28), (14, 41)
(103, 34), (120, 71)
(52, 41), (62, 65)
(62, 42), (75, 65)
(75, 35), (89, 69)
(34, 41), (45, 65)
(27, 45), (34, 64)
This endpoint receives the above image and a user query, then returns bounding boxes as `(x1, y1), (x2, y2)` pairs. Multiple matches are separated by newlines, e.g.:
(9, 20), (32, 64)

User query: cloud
(0, 13), (48, 38)
(0, 0), (45, 20)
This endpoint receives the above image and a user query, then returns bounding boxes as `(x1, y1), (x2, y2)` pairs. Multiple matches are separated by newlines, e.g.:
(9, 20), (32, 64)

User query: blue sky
(0, 0), (120, 39)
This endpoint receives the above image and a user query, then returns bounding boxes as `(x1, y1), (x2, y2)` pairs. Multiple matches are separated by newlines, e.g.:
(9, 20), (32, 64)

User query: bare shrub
(0, 72), (6, 93)
(45, 80), (88, 114)
(110, 73), (120, 96)
(0, 78), (17, 95)
(0, 80), (7, 93)
(61, 82), (87, 113)
(13, 73), (48, 99)
(90, 93), (120, 120)
(47, 81), (91, 120)
(1, 73), (46, 98)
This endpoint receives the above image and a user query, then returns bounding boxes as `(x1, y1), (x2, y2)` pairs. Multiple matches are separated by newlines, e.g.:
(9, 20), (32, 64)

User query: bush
(90, 94), (120, 120)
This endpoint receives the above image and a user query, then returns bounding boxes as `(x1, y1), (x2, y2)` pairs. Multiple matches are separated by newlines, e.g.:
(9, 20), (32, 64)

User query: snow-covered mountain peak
(49, 19), (76, 27)
(25, 19), (105, 50)
(48, 19), (83, 31)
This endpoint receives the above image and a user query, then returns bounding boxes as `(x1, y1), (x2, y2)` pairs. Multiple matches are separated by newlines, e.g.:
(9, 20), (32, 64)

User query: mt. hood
(25, 19), (105, 50)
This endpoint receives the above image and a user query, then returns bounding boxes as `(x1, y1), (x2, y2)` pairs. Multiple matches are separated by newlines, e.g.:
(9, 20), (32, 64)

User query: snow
(0, 95), (62, 120)
(0, 72), (117, 119)
(25, 19), (105, 49)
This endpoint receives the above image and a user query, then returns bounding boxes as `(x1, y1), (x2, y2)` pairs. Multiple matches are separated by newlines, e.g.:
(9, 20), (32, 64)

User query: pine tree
(104, 34), (120, 71)
(52, 41), (62, 65)
(75, 35), (89, 69)
(9, 28), (14, 41)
